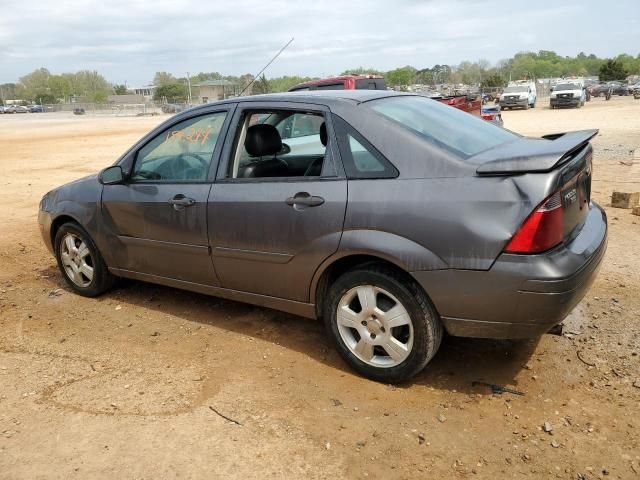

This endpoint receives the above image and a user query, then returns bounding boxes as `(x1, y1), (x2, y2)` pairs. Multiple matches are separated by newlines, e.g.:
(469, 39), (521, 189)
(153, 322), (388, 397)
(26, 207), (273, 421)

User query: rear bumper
(411, 203), (607, 339)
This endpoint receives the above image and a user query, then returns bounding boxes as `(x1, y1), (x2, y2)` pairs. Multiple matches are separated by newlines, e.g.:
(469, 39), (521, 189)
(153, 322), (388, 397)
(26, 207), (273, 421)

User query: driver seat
(241, 124), (289, 178)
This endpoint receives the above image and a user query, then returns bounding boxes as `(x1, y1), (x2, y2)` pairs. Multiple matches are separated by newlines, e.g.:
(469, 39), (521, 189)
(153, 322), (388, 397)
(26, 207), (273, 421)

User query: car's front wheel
(324, 266), (443, 383)
(54, 222), (115, 297)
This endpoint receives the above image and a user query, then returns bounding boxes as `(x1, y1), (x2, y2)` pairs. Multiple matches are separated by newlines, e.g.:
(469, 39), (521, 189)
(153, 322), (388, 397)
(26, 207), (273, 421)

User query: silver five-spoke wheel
(337, 285), (413, 368)
(60, 233), (94, 287)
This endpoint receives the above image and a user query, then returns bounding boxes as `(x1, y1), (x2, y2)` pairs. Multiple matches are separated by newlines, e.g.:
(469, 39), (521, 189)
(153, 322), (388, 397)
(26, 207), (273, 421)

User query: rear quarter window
(368, 96), (517, 158)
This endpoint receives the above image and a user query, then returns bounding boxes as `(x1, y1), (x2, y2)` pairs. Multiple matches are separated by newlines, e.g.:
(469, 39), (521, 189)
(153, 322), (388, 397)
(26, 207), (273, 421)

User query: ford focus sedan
(38, 91), (607, 382)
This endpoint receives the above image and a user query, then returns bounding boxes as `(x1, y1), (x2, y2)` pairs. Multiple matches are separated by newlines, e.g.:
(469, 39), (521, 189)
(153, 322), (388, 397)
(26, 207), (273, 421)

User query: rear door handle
(285, 192), (325, 208)
(168, 194), (196, 210)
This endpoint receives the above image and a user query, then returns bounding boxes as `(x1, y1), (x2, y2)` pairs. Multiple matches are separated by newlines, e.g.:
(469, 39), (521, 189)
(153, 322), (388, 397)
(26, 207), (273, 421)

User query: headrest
(245, 124), (282, 157)
(319, 122), (327, 147)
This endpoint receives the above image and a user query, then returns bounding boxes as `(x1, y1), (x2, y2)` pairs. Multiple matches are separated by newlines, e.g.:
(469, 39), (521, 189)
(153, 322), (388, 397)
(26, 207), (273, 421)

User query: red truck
(288, 76), (487, 120)
(288, 74), (386, 92)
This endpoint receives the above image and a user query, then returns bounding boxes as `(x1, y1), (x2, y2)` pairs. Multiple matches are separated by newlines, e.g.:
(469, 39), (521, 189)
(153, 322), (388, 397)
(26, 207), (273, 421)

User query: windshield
(368, 96), (518, 158)
(503, 86), (528, 93)
(555, 83), (581, 90)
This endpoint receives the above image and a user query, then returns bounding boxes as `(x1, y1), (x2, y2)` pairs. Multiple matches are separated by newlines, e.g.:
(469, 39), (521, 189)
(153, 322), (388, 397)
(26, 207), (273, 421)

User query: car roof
(188, 89), (408, 112)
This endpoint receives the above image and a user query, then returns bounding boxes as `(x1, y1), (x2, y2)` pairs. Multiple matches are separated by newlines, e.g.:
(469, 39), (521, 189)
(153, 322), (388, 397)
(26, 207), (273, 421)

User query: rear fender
(309, 229), (448, 302)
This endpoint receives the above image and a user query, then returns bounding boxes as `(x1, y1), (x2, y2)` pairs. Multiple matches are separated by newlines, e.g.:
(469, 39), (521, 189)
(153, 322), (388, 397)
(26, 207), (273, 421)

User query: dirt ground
(0, 96), (639, 479)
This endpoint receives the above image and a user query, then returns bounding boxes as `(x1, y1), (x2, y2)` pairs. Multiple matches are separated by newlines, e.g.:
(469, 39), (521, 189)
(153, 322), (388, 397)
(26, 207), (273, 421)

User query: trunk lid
(472, 129), (597, 251)
(471, 129), (598, 174)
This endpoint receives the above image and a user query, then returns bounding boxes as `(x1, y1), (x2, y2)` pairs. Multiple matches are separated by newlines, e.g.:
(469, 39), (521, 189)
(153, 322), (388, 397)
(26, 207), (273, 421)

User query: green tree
(19, 68), (51, 101)
(34, 93), (57, 104)
(48, 75), (71, 101)
(72, 70), (111, 102)
(0, 83), (19, 103)
(113, 84), (128, 95)
(153, 71), (177, 86)
(385, 66), (416, 86)
(481, 73), (505, 88)
(599, 59), (628, 81)
(339, 67), (384, 76)
(251, 75), (271, 95)
(154, 83), (188, 102)
(268, 76), (316, 92)
(191, 72), (223, 83)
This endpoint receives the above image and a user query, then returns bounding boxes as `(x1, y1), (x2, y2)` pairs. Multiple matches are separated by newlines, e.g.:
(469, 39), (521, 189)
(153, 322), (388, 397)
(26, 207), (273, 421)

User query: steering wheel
(167, 153), (209, 179)
(178, 153), (209, 168)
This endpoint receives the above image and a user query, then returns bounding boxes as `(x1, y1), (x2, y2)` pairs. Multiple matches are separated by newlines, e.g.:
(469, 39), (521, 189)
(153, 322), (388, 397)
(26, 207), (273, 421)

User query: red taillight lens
(482, 113), (496, 121)
(505, 192), (564, 254)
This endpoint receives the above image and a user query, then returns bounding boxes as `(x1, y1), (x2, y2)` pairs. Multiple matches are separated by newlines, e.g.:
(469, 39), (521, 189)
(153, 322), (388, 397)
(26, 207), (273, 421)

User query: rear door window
(355, 79), (386, 90)
(314, 83), (346, 90)
(332, 115), (398, 179)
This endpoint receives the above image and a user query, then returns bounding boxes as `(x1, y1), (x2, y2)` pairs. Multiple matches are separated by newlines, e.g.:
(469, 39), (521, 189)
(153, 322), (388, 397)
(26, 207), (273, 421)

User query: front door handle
(168, 194), (196, 210)
(285, 192), (325, 208)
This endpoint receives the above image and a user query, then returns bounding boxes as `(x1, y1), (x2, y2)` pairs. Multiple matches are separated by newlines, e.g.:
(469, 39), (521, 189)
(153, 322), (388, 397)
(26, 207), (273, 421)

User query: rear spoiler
(473, 129), (598, 174)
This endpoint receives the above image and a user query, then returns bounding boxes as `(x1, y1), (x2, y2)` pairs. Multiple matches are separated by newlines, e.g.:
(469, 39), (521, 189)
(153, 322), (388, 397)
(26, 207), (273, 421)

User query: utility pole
(186, 72), (192, 105)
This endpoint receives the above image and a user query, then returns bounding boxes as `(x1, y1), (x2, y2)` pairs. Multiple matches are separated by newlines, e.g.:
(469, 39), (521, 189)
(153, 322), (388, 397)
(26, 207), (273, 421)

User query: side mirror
(550, 87), (554, 92)
(99, 165), (124, 185)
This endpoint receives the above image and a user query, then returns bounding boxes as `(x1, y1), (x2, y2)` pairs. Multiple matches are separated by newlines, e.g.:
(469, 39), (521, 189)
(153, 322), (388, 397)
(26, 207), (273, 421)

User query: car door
(208, 102), (347, 302)
(101, 108), (233, 285)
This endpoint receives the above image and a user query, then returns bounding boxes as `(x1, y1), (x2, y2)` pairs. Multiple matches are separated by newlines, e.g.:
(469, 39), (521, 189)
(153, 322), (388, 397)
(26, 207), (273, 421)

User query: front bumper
(500, 98), (528, 108)
(411, 203), (607, 339)
(38, 209), (55, 254)
(551, 96), (580, 107)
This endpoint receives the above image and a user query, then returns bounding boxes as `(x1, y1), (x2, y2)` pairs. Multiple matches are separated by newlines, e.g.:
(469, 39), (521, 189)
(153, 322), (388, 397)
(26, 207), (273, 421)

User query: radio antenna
(240, 37), (294, 96)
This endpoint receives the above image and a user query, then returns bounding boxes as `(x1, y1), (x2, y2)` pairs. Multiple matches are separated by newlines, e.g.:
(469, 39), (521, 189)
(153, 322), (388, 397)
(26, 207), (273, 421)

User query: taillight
(504, 192), (564, 254)
(482, 113), (495, 121)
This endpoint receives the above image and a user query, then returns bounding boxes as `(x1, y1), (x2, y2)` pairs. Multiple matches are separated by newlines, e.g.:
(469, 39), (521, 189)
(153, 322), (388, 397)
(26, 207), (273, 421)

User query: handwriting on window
(164, 126), (212, 146)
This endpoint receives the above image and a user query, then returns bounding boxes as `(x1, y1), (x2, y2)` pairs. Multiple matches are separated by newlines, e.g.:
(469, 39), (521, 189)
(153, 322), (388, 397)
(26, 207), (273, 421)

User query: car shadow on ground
(42, 269), (540, 394)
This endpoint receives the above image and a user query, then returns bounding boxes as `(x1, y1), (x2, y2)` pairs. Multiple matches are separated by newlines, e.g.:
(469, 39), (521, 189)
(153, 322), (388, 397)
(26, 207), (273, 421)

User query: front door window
(131, 112), (227, 182)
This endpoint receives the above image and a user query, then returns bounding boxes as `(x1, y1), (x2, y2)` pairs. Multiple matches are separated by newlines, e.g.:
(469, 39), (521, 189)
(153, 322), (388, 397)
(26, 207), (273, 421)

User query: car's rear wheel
(324, 266), (443, 383)
(54, 222), (115, 297)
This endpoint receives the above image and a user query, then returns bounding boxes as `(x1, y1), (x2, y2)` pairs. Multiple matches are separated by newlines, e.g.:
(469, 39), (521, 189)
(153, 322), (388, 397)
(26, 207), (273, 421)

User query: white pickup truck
(499, 81), (537, 110)
(550, 81), (587, 109)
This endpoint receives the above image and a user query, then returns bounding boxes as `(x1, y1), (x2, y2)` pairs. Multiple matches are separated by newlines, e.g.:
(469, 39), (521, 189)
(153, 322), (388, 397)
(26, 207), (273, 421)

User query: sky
(1, 0), (638, 86)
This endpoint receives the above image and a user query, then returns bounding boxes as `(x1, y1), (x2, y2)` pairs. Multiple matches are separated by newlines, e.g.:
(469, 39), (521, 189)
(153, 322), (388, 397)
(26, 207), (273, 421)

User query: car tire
(324, 265), (443, 383)
(54, 222), (115, 297)
(524, 103), (529, 110)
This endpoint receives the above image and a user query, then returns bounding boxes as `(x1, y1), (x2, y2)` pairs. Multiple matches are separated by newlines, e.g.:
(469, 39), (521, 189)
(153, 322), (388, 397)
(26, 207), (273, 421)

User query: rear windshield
(355, 78), (386, 90)
(368, 96), (517, 158)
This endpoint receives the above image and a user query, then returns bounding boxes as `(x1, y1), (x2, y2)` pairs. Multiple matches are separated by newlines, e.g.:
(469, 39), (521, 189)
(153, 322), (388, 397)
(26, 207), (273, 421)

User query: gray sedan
(38, 91), (607, 382)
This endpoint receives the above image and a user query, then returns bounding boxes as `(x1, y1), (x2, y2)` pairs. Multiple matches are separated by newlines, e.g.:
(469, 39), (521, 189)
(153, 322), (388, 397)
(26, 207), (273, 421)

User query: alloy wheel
(60, 233), (94, 287)
(336, 285), (414, 368)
